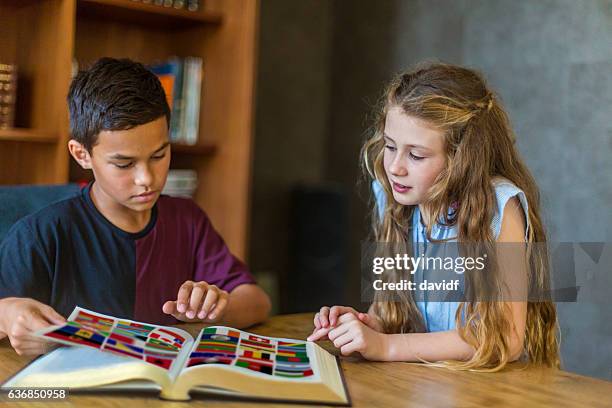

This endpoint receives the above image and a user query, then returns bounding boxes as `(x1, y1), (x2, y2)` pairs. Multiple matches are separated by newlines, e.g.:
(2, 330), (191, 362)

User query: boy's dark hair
(68, 57), (171, 151)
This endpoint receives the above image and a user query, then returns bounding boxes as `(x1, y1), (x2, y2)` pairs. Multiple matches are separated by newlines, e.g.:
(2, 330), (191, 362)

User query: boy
(0, 58), (271, 356)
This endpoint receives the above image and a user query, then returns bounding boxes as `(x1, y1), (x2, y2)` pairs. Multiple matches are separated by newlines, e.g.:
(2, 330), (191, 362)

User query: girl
(307, 62), (559, 371)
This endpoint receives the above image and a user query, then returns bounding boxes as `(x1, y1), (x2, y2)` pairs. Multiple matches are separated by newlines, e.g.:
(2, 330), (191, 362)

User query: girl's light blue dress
(372, 178), (530, 332)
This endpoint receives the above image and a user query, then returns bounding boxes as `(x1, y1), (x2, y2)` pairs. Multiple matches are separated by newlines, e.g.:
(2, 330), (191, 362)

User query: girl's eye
(409, 152), (425, 161)
(114, 162), (133, 169)
(385, 145), (396, 152)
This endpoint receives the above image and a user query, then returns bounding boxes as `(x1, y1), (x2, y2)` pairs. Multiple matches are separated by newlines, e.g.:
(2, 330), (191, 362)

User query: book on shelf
(149, 58), (184, 142)
(187, 0), (200, 12)
(162, 169), (198, 198)
(149, 56), (202, 145)
(132, 0), (199, 11)
(2, 307), (350, 405)
(0, 63), (17, 129)
(183, 56), (202, 145)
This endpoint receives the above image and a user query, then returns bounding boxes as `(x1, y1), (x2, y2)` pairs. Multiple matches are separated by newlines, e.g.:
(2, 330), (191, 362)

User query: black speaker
(285, 184), (348, 313)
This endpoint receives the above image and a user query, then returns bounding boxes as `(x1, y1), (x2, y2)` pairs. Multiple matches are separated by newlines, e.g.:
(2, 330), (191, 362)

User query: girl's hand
(327, 313), (389, 360)
(162, 280), (229, 323)
(313, 305), (359, 329)
(356, 312), (384, 333)
(308, 306), (384, 341)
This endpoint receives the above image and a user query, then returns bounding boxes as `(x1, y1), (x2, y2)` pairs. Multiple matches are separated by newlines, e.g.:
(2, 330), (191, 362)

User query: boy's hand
(308, 305), (383, 341)
(0, 297), (66, 356)
(162, 280), (229, 323)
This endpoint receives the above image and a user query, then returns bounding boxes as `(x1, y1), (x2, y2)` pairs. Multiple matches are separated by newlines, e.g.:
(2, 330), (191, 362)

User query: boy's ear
(68, 140), (93, 169)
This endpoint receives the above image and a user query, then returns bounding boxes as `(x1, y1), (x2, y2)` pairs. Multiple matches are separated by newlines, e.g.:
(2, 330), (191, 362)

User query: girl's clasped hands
(307, 306), (390, 360)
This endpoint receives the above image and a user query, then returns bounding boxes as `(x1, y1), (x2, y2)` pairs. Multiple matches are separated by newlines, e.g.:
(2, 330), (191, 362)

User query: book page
(181, 327), (321, 382)
(35, 307), (193, 377)
(2, 347), (166, 389)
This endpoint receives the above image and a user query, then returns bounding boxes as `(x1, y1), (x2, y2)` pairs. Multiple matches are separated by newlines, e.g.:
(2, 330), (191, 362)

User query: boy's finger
(26, 311), (60, 333)
(177, 281), (194, 313)
(162, 301), (177, 315)
(13, 346), (45, 356)
(199, 289), (218, 320)
(13, 338), (48, 350)
(207, 297), (228, 321)
(41, 306), (66, 326)
(187, 284), (206, 319)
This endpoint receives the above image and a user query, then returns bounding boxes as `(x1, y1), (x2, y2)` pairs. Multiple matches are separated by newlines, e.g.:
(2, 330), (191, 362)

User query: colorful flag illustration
(44, 322), (106, 349)
(239, 339), (276, 353)
(145, 355), (174, 369)
(103, 338), (144, 359)
(274, 341), (313, 378)
(146, 337), (180, 353)
(149, 327), (186, 348)
(187, 353), (235, 367)
(187, 327), (238, 367)
(235, 358), (274, 375)
(73, 310), (114, 333)
(114, 321), (153, 342)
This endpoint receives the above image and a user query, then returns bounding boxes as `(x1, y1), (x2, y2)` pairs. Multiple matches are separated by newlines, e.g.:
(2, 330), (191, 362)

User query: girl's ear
(68, 140), (93, 169)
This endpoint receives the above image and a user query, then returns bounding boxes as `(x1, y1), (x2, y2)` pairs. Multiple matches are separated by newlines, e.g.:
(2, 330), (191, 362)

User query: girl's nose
(389, 155), (408, 177)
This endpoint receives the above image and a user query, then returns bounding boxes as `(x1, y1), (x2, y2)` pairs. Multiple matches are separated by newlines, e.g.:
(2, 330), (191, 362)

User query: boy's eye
(384, 145), (396, 152)
(151, 154), (166, 160)
(409, 152), (425, 161)
(114, 162), (133, 169)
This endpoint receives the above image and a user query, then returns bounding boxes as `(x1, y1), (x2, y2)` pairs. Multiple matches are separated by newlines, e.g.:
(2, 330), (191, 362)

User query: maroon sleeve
(191, 204), (256, 292)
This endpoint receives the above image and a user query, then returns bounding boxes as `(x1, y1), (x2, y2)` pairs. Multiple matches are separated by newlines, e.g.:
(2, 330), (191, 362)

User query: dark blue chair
(0, 184), (81, 243)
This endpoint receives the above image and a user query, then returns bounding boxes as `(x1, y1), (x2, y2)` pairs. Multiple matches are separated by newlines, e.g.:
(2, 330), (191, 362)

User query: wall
(252, 0), (612, 380)
(250, 0), (334, 310)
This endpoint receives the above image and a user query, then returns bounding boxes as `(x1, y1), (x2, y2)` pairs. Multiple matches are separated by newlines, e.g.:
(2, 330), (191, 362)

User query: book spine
(170, 58), (184, 143)
(187, 0), (199, 12)
(183, 58), (193, 145)
(178, 58), (190, 144)
(186, 57), (202, 145)
(0, 63), (17, 129)
(136, 0), (190, 10)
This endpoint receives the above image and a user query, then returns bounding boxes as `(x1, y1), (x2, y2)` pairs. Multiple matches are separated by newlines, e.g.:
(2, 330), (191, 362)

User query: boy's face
(383, 106), (446, 206)
(88, 116), (171, 213)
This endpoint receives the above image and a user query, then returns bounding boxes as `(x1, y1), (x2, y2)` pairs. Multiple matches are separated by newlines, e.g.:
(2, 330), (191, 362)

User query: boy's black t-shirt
(0, 184), (254, 324)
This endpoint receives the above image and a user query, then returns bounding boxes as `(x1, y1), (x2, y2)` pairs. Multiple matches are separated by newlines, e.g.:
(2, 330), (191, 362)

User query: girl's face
(383, 106), (446, 206)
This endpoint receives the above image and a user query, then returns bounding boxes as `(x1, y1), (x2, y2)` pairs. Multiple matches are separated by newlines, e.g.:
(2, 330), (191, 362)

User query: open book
(2, 307), (350, 405)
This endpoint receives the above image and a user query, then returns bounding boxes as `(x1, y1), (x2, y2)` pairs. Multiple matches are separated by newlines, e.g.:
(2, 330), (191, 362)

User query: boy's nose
(134, 165), (153, 187)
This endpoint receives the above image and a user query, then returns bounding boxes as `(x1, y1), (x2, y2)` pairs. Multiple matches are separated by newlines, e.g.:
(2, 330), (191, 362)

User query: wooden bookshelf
(170, 143), (217, 155)
(78, 0), (223, 29)
(0, 0), (259, 259)
(0, 128), (57, 143)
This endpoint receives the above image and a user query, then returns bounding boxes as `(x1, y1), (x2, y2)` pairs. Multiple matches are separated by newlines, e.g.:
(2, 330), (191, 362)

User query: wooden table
(1, 313), (611, 407)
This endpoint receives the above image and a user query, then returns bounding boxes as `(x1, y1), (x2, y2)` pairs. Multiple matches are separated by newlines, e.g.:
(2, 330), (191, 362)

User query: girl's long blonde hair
(362, 61), (559, 371)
